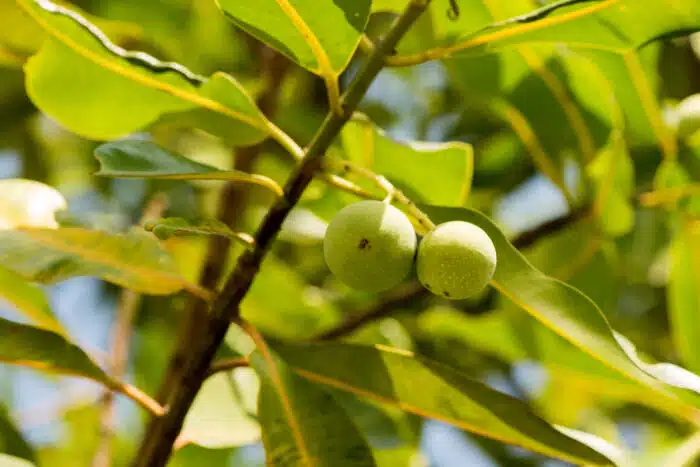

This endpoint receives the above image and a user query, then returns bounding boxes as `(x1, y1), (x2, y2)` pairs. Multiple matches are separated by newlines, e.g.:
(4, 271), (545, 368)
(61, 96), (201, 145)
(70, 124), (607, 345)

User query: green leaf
(340, 114), (473, 206)
(419, 205), (700, 416)
(0, 265), (65, 336)
(242, 256), (340, 340)
(216, 0), (371, 111)
(668, 221), (700, 375)
(0, 454), (34, 467)
(143, 217), (254, 248)
(0, 227), (196, 296)
(587, 130), (635, 236)
(94, 140), (283, 197)
(271, 341), (615, 466)
(0, 315), (109, 385)
(393, 0), (700, 58)
(0, 179), (66, 229)
(0, 404), (35, 464)
(178, 373), (260, 449)
(19, 0), (269, 144)
(250, 344), (377, 467)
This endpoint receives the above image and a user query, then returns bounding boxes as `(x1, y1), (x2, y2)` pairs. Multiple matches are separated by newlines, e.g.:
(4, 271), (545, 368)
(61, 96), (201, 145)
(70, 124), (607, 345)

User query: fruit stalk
(130, 2), (434, 466)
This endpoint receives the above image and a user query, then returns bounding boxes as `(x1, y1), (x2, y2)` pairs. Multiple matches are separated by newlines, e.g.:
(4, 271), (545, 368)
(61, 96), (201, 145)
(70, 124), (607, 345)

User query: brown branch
(130, 3), (432, 466)
(152, 47), (290, 406)
(92, 193), (168, 467)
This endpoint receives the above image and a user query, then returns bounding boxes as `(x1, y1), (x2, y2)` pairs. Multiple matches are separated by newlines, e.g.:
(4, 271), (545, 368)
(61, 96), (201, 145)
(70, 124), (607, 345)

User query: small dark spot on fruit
(358, 238), (371, 250)
(443, 291), (451, 297)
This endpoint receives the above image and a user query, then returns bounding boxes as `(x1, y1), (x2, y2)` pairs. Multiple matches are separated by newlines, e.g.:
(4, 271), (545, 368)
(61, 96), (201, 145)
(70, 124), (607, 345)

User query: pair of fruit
(323, 200), (497, 299)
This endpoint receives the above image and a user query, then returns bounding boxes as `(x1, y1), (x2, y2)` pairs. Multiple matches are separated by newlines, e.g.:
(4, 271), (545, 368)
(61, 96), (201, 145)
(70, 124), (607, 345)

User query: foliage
(0, 0), (699, 466)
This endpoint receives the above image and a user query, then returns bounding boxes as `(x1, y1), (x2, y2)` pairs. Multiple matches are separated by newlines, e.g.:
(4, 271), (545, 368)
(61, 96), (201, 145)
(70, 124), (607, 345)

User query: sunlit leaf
(272, 341), (615, 466)
(0, 454), (34, 467)
(0, 404), (35, 464)
(340, 114), (473, 206)
(0, 227), (196, 296)
(0, 179), (66, 230)
(95, 140), (283, 197)
(178, 373), (260, 449)
(587, 130), (634, 236)
(420, 205), (700, 415)
(0, 316), (109, 385)
(0, 265), (64, 335)
(391, 0), (700, 58)
(250, 343), (377, 467)
(668, 220), (700, 375)
(18, 0), (269, 144)
(216, 0), (371, 110)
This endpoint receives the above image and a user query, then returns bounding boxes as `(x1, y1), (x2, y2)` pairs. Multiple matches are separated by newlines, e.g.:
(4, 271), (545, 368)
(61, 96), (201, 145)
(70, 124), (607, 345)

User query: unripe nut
(417, 220), (497, 300)
(323, 200), (417, 292)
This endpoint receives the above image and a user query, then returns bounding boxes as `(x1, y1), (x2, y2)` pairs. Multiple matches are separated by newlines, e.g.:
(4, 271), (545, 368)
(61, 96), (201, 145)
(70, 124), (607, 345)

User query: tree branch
(130, 3), (432, 465)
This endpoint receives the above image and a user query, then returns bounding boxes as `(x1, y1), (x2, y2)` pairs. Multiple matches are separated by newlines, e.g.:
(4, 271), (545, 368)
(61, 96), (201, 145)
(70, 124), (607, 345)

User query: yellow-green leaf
(272, 341), (615, 466)
(216, 0), (371, 111)
(0, 265), (64, 335)
(0, 227), (194, 296)
(340, 114), (473, 206)
(19, 0), (269, 144)
(249, 341), (377, 467)
(0, 315), (109, 384)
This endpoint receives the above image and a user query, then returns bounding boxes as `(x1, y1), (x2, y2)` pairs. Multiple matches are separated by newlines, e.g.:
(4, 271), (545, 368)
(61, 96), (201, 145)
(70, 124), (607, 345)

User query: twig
(206, 357), (250, 378)
(130, 3), (433, 466)
(92, 194), (168, 467)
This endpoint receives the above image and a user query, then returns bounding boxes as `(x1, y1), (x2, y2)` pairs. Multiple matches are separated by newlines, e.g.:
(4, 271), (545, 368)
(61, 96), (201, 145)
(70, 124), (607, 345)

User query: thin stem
(206, 357), (250, 378)
(325, 158), (436, 234)
(92, 194), (168, 467)
(130, 3), (433, 465)
(114, 382), (166, 417)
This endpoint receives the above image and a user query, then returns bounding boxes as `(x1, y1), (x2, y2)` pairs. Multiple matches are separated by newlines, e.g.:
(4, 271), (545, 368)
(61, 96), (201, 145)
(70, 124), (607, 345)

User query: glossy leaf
(419, 205), (700, 414)
(391, 0), (700, 58)
(0, 227), (194, 296)
(340, 114), (473, 206)
(0, 265), (64, 336)
(0, 405), (35, 464)
(217, 0), (371, 110)
(250, 344), (377, 467)
(19, 0), (269, 144)
(668, 221), (700, 375)
(95, 140), (283, 197)
(178, 373), (260, 449)
(0, 316), (109, 385)
(272, 341), (614, 465)
(0, 179), (66, 230)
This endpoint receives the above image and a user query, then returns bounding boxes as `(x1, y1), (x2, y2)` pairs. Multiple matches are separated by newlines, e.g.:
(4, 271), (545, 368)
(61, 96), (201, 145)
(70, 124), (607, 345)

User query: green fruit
(323, 200), (417, 292)
(417, 221), (497, 300)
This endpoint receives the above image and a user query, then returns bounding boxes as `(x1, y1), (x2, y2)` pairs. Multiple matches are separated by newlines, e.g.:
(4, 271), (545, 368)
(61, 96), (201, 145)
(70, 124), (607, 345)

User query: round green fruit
(417, 221), (497, 300)
(323, 200), (417, 292)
